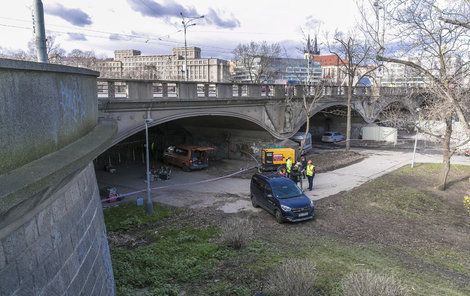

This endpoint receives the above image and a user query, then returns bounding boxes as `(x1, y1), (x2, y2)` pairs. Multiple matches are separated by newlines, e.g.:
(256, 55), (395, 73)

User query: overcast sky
(1, 0), (361, 59)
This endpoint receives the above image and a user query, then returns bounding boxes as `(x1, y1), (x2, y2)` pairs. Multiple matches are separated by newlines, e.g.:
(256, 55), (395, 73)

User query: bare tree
(232, 41), (282, 83)
(27, 34), (66, 63)
(360, 0), (470, 190)
(327, 30), (379, 151)
(66, 49), (97, 68)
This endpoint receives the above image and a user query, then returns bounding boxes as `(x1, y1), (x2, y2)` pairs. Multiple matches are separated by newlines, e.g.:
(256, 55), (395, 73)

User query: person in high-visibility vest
(286, 157), (293, 178)
(306, 159), (315, 191)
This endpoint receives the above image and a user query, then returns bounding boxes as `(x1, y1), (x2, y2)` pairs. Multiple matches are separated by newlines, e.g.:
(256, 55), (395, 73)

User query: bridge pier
(0, 59), (116, 295)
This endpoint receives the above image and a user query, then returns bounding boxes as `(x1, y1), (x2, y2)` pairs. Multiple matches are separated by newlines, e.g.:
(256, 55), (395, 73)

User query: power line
(0, 22), (235, 56)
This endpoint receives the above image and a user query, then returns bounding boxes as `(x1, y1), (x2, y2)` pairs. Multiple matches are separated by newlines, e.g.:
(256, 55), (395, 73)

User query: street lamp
(144, 118), (154, 215)
(411, 107), (421, 168)
(180, 12), (204, 81)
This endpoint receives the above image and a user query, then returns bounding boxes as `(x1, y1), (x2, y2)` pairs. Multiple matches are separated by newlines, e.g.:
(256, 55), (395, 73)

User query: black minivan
(250, 173), (315, 223)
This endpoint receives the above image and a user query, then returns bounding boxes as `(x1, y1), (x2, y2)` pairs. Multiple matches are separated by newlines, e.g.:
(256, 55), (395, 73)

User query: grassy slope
(104, 164), (470, 296)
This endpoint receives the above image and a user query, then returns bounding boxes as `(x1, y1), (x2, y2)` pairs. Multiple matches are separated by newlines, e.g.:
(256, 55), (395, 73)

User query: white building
(232, 57), (321, 84)
(95, 47), (230, 82)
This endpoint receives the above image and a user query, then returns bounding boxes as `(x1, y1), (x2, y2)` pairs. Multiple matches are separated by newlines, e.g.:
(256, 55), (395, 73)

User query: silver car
(321, 132), (345, 143)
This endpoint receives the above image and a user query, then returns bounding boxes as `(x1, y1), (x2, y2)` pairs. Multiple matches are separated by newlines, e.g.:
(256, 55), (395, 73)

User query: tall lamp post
(180, 12), (204, 81)
(374, 0), (386, 87)
(411, 108), (421, 168)
(144, 118), (154, 215)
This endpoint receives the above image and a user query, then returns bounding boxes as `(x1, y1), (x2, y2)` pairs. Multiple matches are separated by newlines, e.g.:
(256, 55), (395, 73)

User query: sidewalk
(306, 149), (470, 200)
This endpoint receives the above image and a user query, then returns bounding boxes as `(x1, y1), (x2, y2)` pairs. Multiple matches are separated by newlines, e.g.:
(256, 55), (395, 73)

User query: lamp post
(373, 0), (385, 87)
(33, 0), (48, 63)
(180, 12), (204, 81)
(144, 118), (154, 215)
(411, 108), (421, 168)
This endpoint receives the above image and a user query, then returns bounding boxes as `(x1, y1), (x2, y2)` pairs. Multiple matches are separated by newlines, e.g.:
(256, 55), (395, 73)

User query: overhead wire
(0, 16), (236, 55)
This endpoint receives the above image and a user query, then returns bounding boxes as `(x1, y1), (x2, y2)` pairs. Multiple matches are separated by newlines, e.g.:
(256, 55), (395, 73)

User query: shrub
(464, 195), (470, 216)
(265, 259), (317, 296)
(220, 217), (253, 249)
(342, 270), (409, 296)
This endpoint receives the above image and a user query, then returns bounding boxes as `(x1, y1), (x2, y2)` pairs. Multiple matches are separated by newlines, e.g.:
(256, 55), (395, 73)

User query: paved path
(307, 149), (469, 200)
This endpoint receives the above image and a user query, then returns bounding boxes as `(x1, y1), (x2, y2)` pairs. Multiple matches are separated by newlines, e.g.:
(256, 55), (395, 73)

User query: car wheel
(251, 194), (259, 208)
(182, 165), (190, 172)
(275, 210), (284, 224)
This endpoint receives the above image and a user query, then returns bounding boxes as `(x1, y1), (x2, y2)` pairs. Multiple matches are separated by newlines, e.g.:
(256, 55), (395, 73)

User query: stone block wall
(0, 163), (114, 296)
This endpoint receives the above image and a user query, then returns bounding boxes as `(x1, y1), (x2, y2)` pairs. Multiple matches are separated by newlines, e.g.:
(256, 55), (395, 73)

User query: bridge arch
(111, 110), (284, 146)
(290, 102), (368, 136)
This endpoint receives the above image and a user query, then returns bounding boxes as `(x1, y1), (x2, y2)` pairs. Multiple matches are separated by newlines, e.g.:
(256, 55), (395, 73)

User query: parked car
(290, 132), (313, 155)
(163, 145), (215, 171)
(250, 173), (315, 223)
(321, 131), (345, 143)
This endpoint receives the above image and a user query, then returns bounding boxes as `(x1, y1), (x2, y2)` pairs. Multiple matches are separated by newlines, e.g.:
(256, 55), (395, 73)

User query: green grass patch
(104, 203), (173, 232)
(112, 226), (233, 296)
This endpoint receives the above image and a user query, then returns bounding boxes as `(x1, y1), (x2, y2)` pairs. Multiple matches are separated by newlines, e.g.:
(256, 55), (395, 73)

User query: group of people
(281, 156), (316, 191)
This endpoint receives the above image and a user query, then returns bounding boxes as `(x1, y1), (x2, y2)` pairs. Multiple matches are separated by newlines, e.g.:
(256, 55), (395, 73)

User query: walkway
(307, 149), (469, 200)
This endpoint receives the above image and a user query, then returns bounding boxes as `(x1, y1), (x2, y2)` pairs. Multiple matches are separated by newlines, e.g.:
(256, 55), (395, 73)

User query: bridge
(97, 78), (422, 145)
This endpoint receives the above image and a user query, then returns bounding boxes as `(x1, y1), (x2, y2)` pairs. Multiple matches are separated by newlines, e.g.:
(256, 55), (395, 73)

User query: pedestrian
(290, 162), (301, 186)
(306, 159), (315, 191)
(286, 156), (293, 178)
(278, 166), (287, 177)
(300, 155), (307, 179)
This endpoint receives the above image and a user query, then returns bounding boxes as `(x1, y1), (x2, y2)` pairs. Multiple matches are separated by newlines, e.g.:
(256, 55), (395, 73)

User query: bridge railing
(97, 78), (409, 101)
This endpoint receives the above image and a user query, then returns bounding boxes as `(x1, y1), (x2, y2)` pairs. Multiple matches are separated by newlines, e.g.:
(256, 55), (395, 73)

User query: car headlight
(280, 205), (291, 212)
(310, 199), (314, 208)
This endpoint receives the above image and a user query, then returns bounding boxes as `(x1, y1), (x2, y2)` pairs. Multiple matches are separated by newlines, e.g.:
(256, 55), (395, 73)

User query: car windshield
(272, 184), (303, 199)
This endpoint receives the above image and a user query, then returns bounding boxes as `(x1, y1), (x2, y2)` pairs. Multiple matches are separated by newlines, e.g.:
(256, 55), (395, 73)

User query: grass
(104, 164), (470, 296)
(103, 203), (173, 232)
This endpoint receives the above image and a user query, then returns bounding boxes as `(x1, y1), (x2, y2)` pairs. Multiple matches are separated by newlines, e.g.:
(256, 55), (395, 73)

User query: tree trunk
(438, 117), (453, 191)
(299, 111), (310, 161)
(346, 84), (352, 151)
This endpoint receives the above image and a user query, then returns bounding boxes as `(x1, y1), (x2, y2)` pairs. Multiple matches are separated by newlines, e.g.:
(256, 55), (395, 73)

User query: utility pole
(180, 12), (204, 81)
(144, 118), (154, 215)
(32, 0), (48, 63)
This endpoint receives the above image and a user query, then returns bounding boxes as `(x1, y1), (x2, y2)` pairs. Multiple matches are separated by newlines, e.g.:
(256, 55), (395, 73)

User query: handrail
(96, 78), (416, 101)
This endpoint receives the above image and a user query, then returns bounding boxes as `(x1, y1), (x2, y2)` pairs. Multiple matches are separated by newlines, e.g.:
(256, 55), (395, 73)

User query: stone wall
(0, 59), (116, 296)
(0, 164), (114, 295)
(0, 59), (98, 175)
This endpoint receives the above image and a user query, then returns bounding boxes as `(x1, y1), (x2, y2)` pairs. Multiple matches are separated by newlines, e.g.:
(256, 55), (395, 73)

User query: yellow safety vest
(306, 164), (315, 176)
(286, 159), (293, 173)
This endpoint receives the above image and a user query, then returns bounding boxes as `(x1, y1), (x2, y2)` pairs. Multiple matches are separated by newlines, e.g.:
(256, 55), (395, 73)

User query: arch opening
(297, 105), (369, 141)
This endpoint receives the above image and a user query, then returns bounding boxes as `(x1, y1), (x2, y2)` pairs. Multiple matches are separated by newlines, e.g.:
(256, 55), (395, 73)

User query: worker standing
(306, 160), (315, 191)
(286, 157), (293, 178)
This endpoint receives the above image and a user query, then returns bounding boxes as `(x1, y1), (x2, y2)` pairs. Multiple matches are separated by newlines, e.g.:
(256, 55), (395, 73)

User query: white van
(290, 132), (313, 155)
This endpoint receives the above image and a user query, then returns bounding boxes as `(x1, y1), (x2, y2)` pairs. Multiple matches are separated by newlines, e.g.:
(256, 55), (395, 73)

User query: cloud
(127, 0), (240, 29)
(67, 32), (87, 41)
(205, 9), (240, 29)
(127, 0), (197, 18)
(45, 3), (92, 27)
(109, 34), (133, 41)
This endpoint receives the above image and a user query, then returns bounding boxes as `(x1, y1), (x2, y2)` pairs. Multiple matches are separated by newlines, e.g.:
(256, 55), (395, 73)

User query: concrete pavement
(306, 149), (469, 200)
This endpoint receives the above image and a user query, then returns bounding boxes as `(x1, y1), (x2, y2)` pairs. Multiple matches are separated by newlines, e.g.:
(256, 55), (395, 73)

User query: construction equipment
(260, 147), (296, 172)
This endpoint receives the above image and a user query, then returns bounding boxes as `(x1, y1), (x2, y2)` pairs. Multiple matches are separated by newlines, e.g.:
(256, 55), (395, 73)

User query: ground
(104, 163), (470, 296)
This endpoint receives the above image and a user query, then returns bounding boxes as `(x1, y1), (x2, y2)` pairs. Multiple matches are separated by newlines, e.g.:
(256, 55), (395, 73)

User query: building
(379, 59), (427, 87)
(95, 47), (230, 82)
(232, 56), (321, 84)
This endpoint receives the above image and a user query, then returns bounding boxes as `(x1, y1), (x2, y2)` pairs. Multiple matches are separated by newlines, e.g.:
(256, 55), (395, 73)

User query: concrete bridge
(97, 78), (423, 144)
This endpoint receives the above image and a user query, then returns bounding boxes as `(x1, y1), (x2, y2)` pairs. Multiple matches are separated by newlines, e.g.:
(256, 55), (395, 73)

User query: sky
(1, 0), (361, 60)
